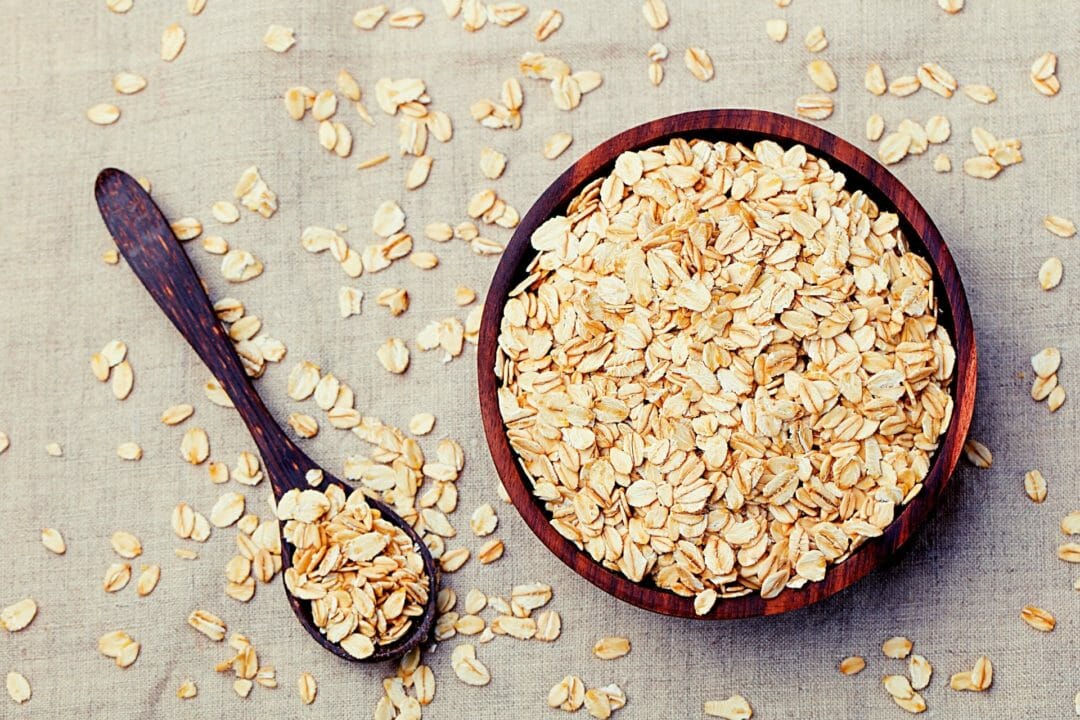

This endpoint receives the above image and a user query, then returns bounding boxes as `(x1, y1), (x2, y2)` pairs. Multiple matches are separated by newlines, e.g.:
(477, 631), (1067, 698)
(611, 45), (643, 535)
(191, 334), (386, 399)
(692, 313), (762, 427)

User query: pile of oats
(497, 137), (956, 604)
(277, 485), (430, 659)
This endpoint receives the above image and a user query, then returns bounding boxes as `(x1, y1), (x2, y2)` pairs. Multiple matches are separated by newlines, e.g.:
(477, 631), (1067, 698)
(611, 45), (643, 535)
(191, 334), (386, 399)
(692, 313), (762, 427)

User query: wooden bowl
(477, 109), (977, 619)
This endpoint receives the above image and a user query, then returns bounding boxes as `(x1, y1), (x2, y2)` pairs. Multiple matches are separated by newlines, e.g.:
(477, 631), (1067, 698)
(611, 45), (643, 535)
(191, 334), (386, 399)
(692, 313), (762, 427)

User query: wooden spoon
(95, 167), (437, 662)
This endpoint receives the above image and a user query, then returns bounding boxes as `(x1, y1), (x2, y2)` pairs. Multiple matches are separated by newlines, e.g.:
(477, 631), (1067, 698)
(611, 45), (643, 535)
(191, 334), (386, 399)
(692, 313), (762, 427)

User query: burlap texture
(0, 1), (1077, 717)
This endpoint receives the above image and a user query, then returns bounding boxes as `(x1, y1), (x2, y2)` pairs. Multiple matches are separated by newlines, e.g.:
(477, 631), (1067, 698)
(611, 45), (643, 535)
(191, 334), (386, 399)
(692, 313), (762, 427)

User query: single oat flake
(161, 24), (186, 62)
(6, 672), (30, 704)
(963, 439), (992, 468)
(704, 695), (753, 719)
(263, 25), (296, 53)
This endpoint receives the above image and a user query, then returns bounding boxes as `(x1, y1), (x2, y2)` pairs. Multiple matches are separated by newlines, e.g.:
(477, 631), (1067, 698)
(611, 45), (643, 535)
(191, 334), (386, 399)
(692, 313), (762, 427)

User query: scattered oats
(177, 680), (197, 699)
(889, 75), (921, 97)
(388, 7), (425, 28)
(288, 413), (319, 439)
(373, 201), (406, 238)
(909, 654), (933, 690)
(971, 656), (993, 691)
(1039, 257), (1063, 290)
(136, 564), (160, 596)
(451, 644), (490, 686)
(409, 413), (436, 436)
(318, 121), (337, 151)
(353, 4), (388, 29)
(839, 656), (866, 675)
(91, 353), (110, 381)
(287, 361), (321, 401)
(549, 676), (585, 711)
(917, 62), (957, 97)
(87, 103), (120, 125)
(6, 672), (30, 704)
(766, 18), (787, 42)
(106, 0), (132, 13)
(116, 442), (142, 461)
(45, 442), (63, 457)
(1020, 604), (1056, 632)
(333, 120), (353, 156)
(883, 636), (913, 659)
(480, 147), (507, 180)
(963, 84), (997, 103)
(41, 527), (65, 554)
(377, 338), (410, 374)
(98, 630), (140, 667)
(205, 461), (229, 484)
(175, 548), (199, 560)
(336, 286), (364, 319)
(233, 679), (253, 698)
(161, 23), (186, 62)
(899, 119), (928, 155)
(963, 156), (1001, 179)
(804, 25), (827, 52)
(263, 24), (296, 53)
(807, 59), (837, 92)
(233, 166), (278, 218)
(187, 0), (205, 14)
(938, 0), (963, 12)
(113, 72), (146, 95)
(1, 599), (37, 632)
(1048, 385), (1066, 412)
(925, 115), (951, 144)
(187, 609), (227, 641)
(1030, 52), (1059, 96)
(795, 94), (833, 120)
(865, 63), (887, 95)
(298, 672), (317, 705)
(963, 439), (993, 469)
(866, 114), (884, 142)
(440, 547), (470, 572)
(1024, 469), (1048, 503)
(103, 341), (128, 366)
(377, 288), (410, 316)
(181, 427), (210, 464)
(210, 201), (239, 225)
(535, 9), (562, 41)
(878, 131), (911, 165)
(469, 504), (498, 536)
(704, 695), (753, 719)
(103, 249), (120, 265)
(455, 286), (477, 306)
(111, 531), (142, 559)
(1044, 215), (1077, 239)
(477, 539), (504, 564)
(1062, 512), (1080, 535)
(171, 217), (202, 241)
(210, 492), (245, 528)
(103, 562), (132, 592)
(1058, 542), (1080, 562)
(201, 235), (228, 254)
(641, 0), (669, 29)
(409, 251), (439, 269)
(684, 47), (714, 82)
(543, 132), (573, 160)
(204, 380), (234, 407)
(593, 636), (631, 660)
(426, 222), (454, 242)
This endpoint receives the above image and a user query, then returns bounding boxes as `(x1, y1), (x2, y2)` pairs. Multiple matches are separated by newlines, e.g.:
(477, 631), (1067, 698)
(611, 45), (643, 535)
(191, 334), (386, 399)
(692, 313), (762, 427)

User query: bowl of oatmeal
(477, 110), (976, 618)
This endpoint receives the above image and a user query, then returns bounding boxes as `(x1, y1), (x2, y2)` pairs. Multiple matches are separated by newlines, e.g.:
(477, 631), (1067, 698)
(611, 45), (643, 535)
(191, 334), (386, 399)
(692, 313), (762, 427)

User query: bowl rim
(477, 109), (977, 619)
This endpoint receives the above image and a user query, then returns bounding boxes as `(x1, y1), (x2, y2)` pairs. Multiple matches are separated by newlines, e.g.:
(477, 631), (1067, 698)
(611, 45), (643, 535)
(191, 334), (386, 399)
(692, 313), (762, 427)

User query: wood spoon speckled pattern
(94, 167), (437, 662)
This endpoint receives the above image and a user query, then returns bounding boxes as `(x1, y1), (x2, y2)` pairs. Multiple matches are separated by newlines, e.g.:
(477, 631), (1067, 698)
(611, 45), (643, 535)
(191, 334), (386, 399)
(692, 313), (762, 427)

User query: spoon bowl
(95, 167), (438, 661)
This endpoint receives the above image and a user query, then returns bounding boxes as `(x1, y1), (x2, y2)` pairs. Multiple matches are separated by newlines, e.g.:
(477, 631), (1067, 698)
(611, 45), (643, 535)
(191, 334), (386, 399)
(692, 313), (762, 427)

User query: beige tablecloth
(1, 1), (1077, 718)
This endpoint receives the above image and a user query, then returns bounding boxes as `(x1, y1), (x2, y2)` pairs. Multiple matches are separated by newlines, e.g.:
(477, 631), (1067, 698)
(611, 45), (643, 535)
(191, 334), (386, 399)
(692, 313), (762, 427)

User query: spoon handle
(94, 168), (314, 492)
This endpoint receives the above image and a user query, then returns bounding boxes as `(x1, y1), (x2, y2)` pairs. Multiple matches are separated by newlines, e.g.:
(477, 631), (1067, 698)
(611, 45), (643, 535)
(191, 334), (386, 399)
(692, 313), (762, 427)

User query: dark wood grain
(95, 168), (437, 661)
(476, 110), (977, 620)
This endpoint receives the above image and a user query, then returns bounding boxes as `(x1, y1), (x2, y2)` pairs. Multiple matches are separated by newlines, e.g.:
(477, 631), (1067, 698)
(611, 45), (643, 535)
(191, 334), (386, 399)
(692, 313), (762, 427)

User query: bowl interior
(478, 109), (976, 619)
